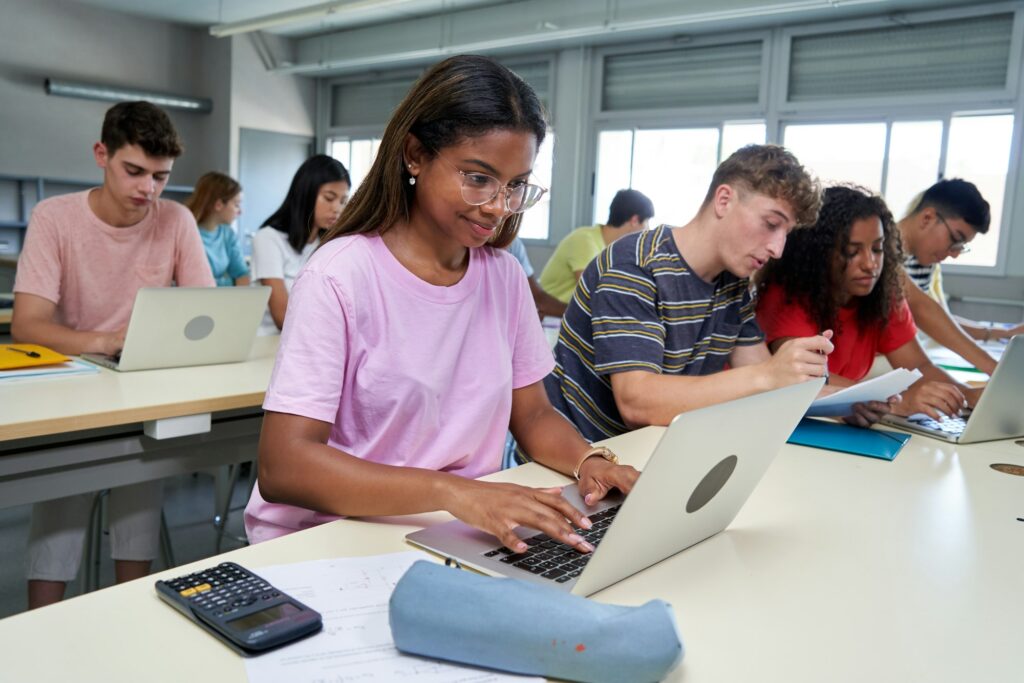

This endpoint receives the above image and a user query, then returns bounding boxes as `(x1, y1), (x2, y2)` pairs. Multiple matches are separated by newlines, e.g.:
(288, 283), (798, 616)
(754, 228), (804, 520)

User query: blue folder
(787, 418), (911, 460)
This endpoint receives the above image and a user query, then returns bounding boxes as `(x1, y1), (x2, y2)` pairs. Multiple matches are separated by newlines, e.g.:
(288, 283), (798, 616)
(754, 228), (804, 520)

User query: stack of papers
(245, 551), (541, 683)
(0, 359), (99, 382)
(807, 368), (922, 417)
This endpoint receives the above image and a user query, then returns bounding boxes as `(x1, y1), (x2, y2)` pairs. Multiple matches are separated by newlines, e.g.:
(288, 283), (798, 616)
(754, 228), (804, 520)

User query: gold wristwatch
(572, 446), (619, 480)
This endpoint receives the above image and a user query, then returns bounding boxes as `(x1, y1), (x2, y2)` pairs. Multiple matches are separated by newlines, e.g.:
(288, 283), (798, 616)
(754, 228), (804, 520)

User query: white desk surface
(1, 426), (1021, 682)
(0, 336), (278, 441)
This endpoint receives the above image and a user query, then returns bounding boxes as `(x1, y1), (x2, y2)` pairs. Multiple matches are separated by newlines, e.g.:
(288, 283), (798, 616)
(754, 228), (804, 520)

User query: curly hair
(756, 184), (904, 333)
(703, 144), (822, 228)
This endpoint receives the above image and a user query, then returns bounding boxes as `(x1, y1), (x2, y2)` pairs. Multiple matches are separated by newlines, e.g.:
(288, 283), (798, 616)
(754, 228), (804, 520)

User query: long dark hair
(757, 184), (904, 332)
(262, 155), (350, 253)
(321, 55), (547, 249)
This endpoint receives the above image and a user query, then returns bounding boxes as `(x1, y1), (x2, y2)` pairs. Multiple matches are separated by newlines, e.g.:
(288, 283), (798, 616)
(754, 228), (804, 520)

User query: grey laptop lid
(406, 378), (824, 596)
(84, 287), (270, 372)
(882, 335), (1024, 444)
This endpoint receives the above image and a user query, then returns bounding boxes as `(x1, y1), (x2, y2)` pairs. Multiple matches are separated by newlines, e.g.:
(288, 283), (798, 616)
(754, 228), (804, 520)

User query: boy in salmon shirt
(12, 100), (214, 608)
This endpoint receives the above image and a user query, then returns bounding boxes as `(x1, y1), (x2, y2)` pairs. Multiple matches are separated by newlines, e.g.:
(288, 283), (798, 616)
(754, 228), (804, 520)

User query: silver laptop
(407, 377), (824, 596)
(82, 287), (270, 371)
(881, 334), (1024, 444)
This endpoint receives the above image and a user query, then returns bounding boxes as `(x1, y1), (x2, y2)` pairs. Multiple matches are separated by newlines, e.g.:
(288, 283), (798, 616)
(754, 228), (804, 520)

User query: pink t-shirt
(14, 190), (214, 331)
(244, 233), (554, 542)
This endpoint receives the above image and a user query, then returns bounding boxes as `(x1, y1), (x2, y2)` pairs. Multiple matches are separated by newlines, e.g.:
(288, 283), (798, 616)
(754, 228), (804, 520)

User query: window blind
(602, 41), (762, 112)
(788, 13), (1014, 102)
(329, 60), (552, 128)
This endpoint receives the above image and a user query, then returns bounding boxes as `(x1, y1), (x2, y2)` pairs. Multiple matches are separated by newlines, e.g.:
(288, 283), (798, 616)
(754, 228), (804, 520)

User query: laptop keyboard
(480, 504), (621, 583)
(909, 413), (968, 435)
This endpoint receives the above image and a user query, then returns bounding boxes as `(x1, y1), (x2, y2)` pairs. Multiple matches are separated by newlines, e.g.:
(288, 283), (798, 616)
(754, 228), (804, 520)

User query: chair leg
(82, 490), (108, 594)
(159, 509), (176, 569)
(214, 464), (242, 554)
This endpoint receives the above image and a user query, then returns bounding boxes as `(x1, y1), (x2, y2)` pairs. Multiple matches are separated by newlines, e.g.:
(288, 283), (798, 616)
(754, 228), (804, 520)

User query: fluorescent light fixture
(45, 78), (213, 113)
(209, 0), (420, 38)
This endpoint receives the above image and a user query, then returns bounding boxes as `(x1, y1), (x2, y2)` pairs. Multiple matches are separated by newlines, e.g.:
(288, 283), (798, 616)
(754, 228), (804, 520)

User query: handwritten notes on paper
(244, 551), (541, 683)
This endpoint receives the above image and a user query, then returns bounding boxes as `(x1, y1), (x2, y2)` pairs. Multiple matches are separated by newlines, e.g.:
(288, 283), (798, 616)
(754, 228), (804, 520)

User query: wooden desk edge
(0, 392), (266, 441)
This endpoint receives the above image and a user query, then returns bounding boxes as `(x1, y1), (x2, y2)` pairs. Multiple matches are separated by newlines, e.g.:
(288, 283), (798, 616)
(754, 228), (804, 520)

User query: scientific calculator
(155, 561), (322, 654)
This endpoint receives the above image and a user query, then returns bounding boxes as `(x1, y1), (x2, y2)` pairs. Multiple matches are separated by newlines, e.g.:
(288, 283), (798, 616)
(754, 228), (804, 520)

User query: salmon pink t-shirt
(14, 190), (214, 331)
(244, 233), (555, 542)
(756, 284), (916, 382)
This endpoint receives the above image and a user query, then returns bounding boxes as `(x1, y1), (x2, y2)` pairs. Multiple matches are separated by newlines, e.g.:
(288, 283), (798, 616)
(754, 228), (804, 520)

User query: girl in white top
(251, 155), (350, 335)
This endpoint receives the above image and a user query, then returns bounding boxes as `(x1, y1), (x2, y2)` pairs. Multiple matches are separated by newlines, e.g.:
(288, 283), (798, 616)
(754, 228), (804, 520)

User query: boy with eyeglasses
(543, 145), (831, 442)
(896, 178), (1021, 375)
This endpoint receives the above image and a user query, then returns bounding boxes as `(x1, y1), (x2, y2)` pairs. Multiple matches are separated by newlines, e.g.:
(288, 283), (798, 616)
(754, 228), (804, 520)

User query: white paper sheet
(244, 551), (541, 683)
(0, 359), (99, 382)
(806, 368), (922, 417)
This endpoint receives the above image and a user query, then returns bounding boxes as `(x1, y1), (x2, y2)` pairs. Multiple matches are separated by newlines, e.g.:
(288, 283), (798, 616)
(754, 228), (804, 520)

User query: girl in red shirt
(756, 185), (980, 426)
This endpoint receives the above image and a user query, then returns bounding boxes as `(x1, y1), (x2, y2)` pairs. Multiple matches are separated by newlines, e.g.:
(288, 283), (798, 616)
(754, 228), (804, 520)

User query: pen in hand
(818, 330), (832, 384)
(6, 346), (41, 358)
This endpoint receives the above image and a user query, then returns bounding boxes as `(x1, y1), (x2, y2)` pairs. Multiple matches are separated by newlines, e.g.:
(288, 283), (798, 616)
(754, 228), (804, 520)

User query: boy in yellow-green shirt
(539, 189), (653, 303)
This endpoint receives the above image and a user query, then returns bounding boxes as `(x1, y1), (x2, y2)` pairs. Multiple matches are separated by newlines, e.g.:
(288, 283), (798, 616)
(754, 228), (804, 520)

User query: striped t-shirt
(903, 254), (935, 291)
(543, 225), (764, 443)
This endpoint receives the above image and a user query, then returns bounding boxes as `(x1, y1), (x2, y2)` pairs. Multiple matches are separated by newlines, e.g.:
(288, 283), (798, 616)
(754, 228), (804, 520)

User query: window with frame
(782, 113), (1013, 268)
(593, 122), (766, 229)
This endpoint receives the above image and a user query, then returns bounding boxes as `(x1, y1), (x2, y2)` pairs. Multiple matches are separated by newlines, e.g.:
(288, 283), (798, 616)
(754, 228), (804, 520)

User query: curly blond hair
(702, 144), (821, 228)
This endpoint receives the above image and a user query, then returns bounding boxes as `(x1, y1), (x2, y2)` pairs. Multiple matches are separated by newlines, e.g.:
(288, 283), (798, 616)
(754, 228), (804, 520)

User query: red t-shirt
(756, 285), (917, 382)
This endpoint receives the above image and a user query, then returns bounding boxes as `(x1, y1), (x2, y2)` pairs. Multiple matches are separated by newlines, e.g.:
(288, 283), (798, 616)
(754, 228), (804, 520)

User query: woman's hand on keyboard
(444, 479), (596, 554)
(892, 380), (966, 420)
(577, 459), (639, 507)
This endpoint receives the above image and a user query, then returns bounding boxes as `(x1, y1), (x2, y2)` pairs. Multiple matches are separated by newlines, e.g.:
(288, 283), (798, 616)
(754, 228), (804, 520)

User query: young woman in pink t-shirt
(755, 185), (981, 425)
(244, 56), (639, 552)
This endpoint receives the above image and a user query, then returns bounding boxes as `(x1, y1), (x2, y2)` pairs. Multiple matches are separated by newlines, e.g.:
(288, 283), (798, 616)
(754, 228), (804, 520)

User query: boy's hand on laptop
(88, 327), (126, 356)
(767, 333), (833, 388)
(891, 380), (965, 420)
(577, 459), (639, 507)
(446, 479), (597, 554)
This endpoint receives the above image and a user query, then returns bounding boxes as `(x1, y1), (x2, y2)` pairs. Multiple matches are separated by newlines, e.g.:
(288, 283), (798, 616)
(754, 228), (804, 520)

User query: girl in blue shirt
(186, 172), (251, 286)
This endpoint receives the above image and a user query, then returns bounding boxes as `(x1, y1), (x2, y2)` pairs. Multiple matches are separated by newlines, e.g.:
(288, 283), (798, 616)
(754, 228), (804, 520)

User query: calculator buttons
(179, 587), (197, 597)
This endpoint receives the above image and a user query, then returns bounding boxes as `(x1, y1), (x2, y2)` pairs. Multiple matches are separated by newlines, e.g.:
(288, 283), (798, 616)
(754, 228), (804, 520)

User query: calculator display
(227, 602), (301, 633)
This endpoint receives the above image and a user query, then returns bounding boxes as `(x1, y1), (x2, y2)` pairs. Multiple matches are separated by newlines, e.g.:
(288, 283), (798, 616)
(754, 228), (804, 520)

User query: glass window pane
(944, 114), (1014, 268)
(518, 132), (555, 240)
(328, 138), (381, 193)
(884, 121), (943, 220)
(348, 139), (379, 192)
(329, 139), (351, 168)
(632, 128), (720, 228)
(594, 130), (634, 225)
(721, 122), (766, 162)
(783, 123), (887, 192)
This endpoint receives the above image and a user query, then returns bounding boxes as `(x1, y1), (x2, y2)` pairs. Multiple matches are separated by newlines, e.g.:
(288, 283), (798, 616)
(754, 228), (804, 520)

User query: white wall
(0, 0), (231, 186)
(228, 35), (316, 179)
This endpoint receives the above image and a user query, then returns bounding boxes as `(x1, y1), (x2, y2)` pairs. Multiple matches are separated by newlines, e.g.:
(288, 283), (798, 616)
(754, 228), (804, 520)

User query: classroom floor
(0, 469), (254, 620)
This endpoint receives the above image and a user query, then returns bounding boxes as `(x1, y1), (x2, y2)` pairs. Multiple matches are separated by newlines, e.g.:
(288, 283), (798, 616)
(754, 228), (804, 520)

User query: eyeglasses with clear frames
(935, 212), (971, 255)
(432, 154), (547, 214)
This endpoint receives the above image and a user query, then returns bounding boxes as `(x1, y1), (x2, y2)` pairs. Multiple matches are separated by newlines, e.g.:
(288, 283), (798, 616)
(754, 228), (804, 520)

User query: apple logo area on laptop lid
(83, 287), (270, 372)
(405, 377), (825, 596)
